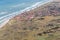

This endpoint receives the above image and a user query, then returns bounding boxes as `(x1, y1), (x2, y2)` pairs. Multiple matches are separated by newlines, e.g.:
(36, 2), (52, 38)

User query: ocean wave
(0, 0), (53, 28)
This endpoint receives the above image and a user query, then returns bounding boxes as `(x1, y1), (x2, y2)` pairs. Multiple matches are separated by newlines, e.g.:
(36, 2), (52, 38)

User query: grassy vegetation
(0, 1), (60, 40)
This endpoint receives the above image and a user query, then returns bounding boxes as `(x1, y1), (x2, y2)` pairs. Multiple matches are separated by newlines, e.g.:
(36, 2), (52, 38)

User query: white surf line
(17, 0), (53, 13)
(0, 19), (9, 28)
(0, 12), (17, 24)
(0, 0), (52, 20)
(0, 11), (21, 28)
(0, 17), (10, 24)
(0, 11), (19, 20)
(0, 0), (53, 28)
(0, 15), (14, 28)
(9, 0), (53, 17)
(0, 13), (16, 23)
(0, 17), (9, 23)
(0, 11), (19, 28)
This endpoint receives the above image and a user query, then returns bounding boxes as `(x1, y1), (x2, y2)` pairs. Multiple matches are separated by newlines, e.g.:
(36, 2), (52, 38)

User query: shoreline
(0, 0), (52, 28)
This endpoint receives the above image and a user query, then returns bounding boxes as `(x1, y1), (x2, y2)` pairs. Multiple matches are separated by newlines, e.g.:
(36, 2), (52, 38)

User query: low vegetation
(0, 1), (60, 40)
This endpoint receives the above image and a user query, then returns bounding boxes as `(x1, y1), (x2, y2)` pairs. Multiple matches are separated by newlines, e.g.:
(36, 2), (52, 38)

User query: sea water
(0, 0), (52, 27)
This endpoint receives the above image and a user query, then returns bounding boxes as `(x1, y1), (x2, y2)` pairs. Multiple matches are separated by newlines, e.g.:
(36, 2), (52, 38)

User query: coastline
(0, 0), (52, 28)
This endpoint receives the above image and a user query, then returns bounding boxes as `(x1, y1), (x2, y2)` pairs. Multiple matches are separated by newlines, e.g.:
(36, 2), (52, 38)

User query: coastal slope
(0, 0), (60, 40)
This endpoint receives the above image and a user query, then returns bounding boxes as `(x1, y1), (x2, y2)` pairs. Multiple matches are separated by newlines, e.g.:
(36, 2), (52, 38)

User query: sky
(0, 0), (52, 27)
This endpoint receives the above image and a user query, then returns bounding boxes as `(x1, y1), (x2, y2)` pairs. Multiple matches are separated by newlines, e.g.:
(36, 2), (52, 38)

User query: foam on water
(0, 0), (53, 28)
